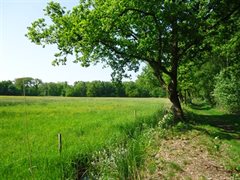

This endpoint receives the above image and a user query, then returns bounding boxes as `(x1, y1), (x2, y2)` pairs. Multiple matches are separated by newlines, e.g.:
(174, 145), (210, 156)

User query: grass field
(0, 96), (170, 179)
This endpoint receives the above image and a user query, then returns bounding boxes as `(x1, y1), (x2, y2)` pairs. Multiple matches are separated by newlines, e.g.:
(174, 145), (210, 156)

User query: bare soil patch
(143, 134), (233, 180)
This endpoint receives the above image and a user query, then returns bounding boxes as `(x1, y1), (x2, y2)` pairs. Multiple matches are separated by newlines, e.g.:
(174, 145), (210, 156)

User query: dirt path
(143, 134), (233, 180)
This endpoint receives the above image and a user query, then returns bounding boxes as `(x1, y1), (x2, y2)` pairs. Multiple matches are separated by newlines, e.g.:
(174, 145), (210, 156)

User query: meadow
(0, 96), (170, 179)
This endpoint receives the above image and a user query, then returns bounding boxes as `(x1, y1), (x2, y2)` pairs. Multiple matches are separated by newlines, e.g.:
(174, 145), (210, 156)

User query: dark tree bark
(149, 59), (184, 121)
(168, 76), (184, 121)
(168, 20), (184, 121)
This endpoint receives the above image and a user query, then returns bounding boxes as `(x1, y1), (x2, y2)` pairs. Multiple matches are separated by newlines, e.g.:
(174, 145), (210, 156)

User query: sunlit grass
(184, 106), (240, 177)
(0, 96), (170, 179)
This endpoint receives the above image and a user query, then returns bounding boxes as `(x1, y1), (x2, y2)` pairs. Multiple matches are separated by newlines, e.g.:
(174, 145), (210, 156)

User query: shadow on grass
(188, 102), (212, 110)
(186, 110), (240, 141)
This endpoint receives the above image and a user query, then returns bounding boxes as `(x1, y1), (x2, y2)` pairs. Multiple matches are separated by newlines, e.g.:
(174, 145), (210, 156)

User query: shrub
(158, 111), (175, 128)
(213, 65), (240, 113)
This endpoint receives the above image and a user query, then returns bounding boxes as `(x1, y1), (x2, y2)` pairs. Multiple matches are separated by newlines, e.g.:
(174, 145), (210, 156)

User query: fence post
(58, 133), (62, 154)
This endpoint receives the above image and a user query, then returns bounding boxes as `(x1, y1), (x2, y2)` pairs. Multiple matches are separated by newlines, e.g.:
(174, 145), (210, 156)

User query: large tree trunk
(168, 76), (184, 121)
(151, 63), (184, 121)
(149, 18), (184, 121)
(168, 19), (184, 121)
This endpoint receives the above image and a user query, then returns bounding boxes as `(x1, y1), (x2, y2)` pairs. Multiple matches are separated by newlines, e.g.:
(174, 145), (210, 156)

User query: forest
(0, 68), (166, 97)
(1, 58), (239, 113)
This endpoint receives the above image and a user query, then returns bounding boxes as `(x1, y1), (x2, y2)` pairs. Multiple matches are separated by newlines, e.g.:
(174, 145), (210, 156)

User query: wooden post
(58, 133), (62, 154)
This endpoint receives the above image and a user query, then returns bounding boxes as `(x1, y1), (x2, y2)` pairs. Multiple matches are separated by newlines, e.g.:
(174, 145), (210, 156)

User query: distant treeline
(0, 77), (166, 97)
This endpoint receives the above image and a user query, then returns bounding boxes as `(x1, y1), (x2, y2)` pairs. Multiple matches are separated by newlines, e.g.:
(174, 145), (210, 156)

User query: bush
(213, 65), (240, 113)
(158, 111), (174, 128)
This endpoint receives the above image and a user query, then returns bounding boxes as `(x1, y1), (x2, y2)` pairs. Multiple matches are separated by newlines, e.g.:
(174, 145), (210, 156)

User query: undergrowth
(40, 105), (240, 179)
(72, 110), (166, 179)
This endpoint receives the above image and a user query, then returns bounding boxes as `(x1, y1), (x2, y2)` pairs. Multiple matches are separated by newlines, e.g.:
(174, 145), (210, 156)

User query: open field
(0, 96), (170, 179)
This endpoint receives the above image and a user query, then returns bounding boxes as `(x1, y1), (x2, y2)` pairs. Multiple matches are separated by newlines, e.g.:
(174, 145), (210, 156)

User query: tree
(65, 85), (74, 97)
(86, 81), (104, 97)
(43, 82), (66, 96)
(27, 0), (240, 121)
(214, 65), (240, 113)
(178, 57), (220, 104)
(178, 6), (240, 105)
(136, 66), (166, 97)
(31, 78), (43, 96)
(101, 81), (117, 97)
(14, 77), (43, 96)
(0, 81), (19, 95)
(73, 81), (87, 97)
(124, 81), (141, 97)
(15, 77), (33, 95)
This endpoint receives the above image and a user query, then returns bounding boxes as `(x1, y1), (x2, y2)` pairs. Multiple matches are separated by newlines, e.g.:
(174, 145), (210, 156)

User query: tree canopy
(27, 0), (240, 120)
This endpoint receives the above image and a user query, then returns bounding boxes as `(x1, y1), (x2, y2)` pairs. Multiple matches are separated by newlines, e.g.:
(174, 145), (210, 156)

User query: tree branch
(118, 8), (157, 21)
(100, 40), (150, 62)
(117, 8), (167, 74)
(111, 7), (160, 36)
(148, 60), (171, 77)
(179, 3), (240, 58)
(211, 3), (240, 30)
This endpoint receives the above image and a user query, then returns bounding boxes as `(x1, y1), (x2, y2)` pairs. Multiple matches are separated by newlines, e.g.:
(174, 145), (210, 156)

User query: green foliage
(88, 110), (164, 179)
(26, 0), (240, 119)
(123, 81), (144, 97)
(158, 111), (175, 129)
(0, 81), (19, 95)
(177, 3), (240, 105)
(14, 77), (43, 96)
(212, 136), (222, 151)
(136, 66), (167, 97)
(214, 65), (240, 113)
(73, 81), (87, 97)
(0, 78), (165, 97)
(86, 81), (116, 97)
(89, 133), (148, 179)
(26, 0), (223, 74)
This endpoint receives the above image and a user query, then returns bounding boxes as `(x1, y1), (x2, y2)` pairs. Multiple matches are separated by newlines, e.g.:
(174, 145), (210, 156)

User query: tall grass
(86, 110), (165, 179)
(0, 96), (170, 179)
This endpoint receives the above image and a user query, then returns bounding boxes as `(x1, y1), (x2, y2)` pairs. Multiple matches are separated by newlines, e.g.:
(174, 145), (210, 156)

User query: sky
(0, 0), (141, 85)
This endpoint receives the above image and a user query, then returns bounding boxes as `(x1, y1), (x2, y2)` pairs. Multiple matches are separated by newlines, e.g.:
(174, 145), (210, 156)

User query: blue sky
(0, 0), (140, 84)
